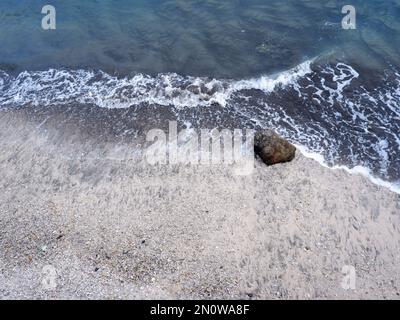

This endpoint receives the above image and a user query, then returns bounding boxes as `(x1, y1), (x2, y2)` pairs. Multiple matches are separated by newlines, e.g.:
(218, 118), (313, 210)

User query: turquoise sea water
(0, 0), (399, 77)
(0, 1), (400, 191)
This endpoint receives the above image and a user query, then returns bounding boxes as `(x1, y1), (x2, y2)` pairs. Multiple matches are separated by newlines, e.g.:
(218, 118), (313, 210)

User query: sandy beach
(0, 106), (399, 300)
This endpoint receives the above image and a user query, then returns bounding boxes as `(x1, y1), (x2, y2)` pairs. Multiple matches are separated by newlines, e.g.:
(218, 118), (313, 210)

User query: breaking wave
(0, 60), (313, 109)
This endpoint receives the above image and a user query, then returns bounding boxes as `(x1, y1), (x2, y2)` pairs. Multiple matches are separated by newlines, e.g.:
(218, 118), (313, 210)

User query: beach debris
(254, 130), (296, 165)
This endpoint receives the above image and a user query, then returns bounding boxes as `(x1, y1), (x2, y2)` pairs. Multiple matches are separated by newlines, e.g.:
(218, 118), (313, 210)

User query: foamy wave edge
(2, 59), (399, 195)
(0, 59), (313, 109)
(296, 144), (400, 194)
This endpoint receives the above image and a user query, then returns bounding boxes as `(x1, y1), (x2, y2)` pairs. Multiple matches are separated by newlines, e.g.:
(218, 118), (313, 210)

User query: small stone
(254, 130), (296, 165)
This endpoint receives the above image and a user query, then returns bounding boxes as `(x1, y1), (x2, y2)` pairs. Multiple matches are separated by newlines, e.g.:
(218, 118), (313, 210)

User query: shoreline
(295, 144), (400, 195)
(2, 102), (398, 194)
(1, 59), (399, 186)
(1, 107), (399, 299)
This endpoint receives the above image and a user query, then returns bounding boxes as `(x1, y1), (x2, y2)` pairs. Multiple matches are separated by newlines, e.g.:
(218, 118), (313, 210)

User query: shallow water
(1, 0), (399, 77)
(0, 1), (399, 191)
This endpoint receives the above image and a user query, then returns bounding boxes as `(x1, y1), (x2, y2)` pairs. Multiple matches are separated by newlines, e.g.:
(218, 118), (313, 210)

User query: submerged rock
(254, 130), (296, 165)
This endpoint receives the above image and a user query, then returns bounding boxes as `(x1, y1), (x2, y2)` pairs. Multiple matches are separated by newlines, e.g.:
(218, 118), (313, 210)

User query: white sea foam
(232, 59), (313, 92)
(0, 59), (313, 109)
(296, 144), (400, 194)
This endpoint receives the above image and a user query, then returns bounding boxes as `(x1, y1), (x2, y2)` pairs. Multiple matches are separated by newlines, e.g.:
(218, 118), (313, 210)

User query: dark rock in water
(200, 82), (223, 96)
(186, 84), (201, 94)
(254, 130), (296, 165)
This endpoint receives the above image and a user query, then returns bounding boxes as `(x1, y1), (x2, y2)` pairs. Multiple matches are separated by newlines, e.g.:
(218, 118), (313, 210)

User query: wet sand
(0, 106), (399, 299)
